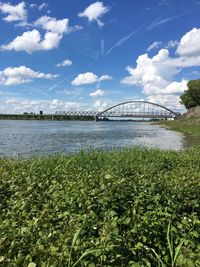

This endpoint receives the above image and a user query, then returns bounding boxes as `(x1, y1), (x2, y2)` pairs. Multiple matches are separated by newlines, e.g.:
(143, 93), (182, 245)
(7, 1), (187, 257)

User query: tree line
(180, 79), (200, 109)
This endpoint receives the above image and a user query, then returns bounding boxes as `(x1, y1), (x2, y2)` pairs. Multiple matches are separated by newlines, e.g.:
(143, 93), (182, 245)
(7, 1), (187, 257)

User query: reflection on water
(0, 120), (199, 158)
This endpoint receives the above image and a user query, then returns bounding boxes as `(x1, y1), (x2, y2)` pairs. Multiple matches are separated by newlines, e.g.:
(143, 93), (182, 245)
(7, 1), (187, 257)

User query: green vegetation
(180, 79), (200, 109)
(0, 114), (94, 121)
(1, 147), (200, 266)
(158, 117), (200, 137)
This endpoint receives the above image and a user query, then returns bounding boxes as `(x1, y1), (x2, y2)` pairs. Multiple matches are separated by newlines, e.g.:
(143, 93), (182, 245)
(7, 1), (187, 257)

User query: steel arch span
(97, 100), (180, 120)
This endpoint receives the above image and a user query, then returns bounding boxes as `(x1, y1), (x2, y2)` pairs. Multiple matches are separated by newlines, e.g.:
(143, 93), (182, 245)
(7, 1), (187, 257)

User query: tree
(180, 79), (200, 109)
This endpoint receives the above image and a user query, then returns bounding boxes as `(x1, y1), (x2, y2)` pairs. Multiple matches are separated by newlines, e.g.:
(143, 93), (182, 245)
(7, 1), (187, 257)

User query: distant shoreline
(0, 114), (94, 121)
(0, 114), (163, 122)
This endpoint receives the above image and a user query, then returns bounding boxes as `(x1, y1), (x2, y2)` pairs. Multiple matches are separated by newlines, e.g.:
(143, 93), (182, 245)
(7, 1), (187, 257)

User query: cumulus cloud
(89, 89), (104, 97)
(121, 28), (200, 110)
(0, 1), (27, 22)
(34, 16), (69, 34)
(1, 29), (59, 53)
(1, 16), (82, 53)
(164, 80), (188, 94)
(0, 66), (57, 86)
(72, 72), (112, 86)
(121, 49), (181, 95)
(147, 94), (183, 111)
(56, 59), (72, 67)
(121, 49), (188, 96)
(176, 28), (200, 57)
(78, 1), (109, 27)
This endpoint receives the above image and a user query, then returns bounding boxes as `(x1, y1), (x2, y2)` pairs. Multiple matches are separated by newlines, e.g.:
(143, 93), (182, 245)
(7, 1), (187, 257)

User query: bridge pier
(95, 116), (99, 122)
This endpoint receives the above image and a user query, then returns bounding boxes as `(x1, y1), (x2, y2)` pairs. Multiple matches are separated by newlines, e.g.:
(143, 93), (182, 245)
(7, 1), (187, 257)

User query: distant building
(40, 111), (43, 115)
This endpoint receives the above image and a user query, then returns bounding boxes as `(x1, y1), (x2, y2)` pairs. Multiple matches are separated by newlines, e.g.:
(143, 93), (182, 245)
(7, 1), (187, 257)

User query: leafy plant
(0, 147), (200, 266)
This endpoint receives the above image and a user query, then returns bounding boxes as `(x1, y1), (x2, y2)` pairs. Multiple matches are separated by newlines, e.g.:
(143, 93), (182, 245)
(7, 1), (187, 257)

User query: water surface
(0, 120), (195, 158)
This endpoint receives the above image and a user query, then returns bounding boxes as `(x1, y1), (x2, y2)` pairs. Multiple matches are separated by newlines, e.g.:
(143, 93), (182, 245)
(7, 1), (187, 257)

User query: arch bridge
(56, 101), (180, 121)
(96, 101), (180, 121)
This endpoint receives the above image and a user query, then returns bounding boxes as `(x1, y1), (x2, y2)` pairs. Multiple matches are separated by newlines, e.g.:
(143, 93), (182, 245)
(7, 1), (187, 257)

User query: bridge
(55, 100), (181, 121)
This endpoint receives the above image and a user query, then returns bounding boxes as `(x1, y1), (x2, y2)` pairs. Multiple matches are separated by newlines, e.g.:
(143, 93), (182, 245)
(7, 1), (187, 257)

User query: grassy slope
(158, 117), (200, 137)
(1, 147), (200, 266)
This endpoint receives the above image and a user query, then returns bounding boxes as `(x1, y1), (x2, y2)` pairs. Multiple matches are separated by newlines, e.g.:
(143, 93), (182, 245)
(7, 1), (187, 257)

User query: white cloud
(121, 28), (200, 110)
(1, 97), (88, 114)
(89, 89), (104, 97)
(78, 1), (109, 27)
(121, 49), (180, 95)
(1, 30), (39, 53)
(165, 40), (179, 49)
(41, 31), (62, 50)
(30, 4), (37, 8)
(147, 41), (163, 51)
(72, 72), (98, 85)
(98, 75), (112, 81)
(38, 3), (48, 11)
(122, 45), (200, 95)
(34, 16), (69, 34)
(147, 40), (178, 52)
(0, 1), (27, 22)
(72, 72), (112, 86)
(164, 80), (188, 94)
(176, 28), (200, 57)
(56, 59), (72, 67)
(147, 94), (183, 111)
(1, 29), (61, 53)
(94, 100), (107, 111)
(0, 66), (57, 86)
(1, 16), (82, 53)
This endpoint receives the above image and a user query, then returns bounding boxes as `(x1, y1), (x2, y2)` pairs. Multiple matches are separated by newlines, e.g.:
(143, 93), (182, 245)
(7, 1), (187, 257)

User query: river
(0, 120), (197, 158)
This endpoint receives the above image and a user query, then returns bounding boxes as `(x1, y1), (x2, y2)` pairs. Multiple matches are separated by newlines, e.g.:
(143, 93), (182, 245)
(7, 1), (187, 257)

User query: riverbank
(1, 147), (200, 266)
(157, 116), (200, 137)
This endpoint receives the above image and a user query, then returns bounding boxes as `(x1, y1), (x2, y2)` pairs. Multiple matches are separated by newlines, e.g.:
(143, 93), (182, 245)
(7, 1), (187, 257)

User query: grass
(157, 117), (200, 137)
(0, 147), (200, 266)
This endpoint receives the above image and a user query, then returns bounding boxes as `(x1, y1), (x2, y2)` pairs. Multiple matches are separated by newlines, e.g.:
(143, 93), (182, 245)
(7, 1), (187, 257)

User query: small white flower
(105, 174), (111, 179)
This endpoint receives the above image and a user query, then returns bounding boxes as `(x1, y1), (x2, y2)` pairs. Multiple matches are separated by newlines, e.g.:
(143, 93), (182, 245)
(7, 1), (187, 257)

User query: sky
(0, 0), (200, 114)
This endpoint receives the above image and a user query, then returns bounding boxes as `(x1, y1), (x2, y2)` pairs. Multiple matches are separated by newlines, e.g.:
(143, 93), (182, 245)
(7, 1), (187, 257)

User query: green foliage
(180, 79), (200, 109)
(0, 147), (200, 266)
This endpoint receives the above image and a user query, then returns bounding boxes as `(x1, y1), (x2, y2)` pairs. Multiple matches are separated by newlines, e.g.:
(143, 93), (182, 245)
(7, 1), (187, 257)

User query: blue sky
(0, 0), (200, 114)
